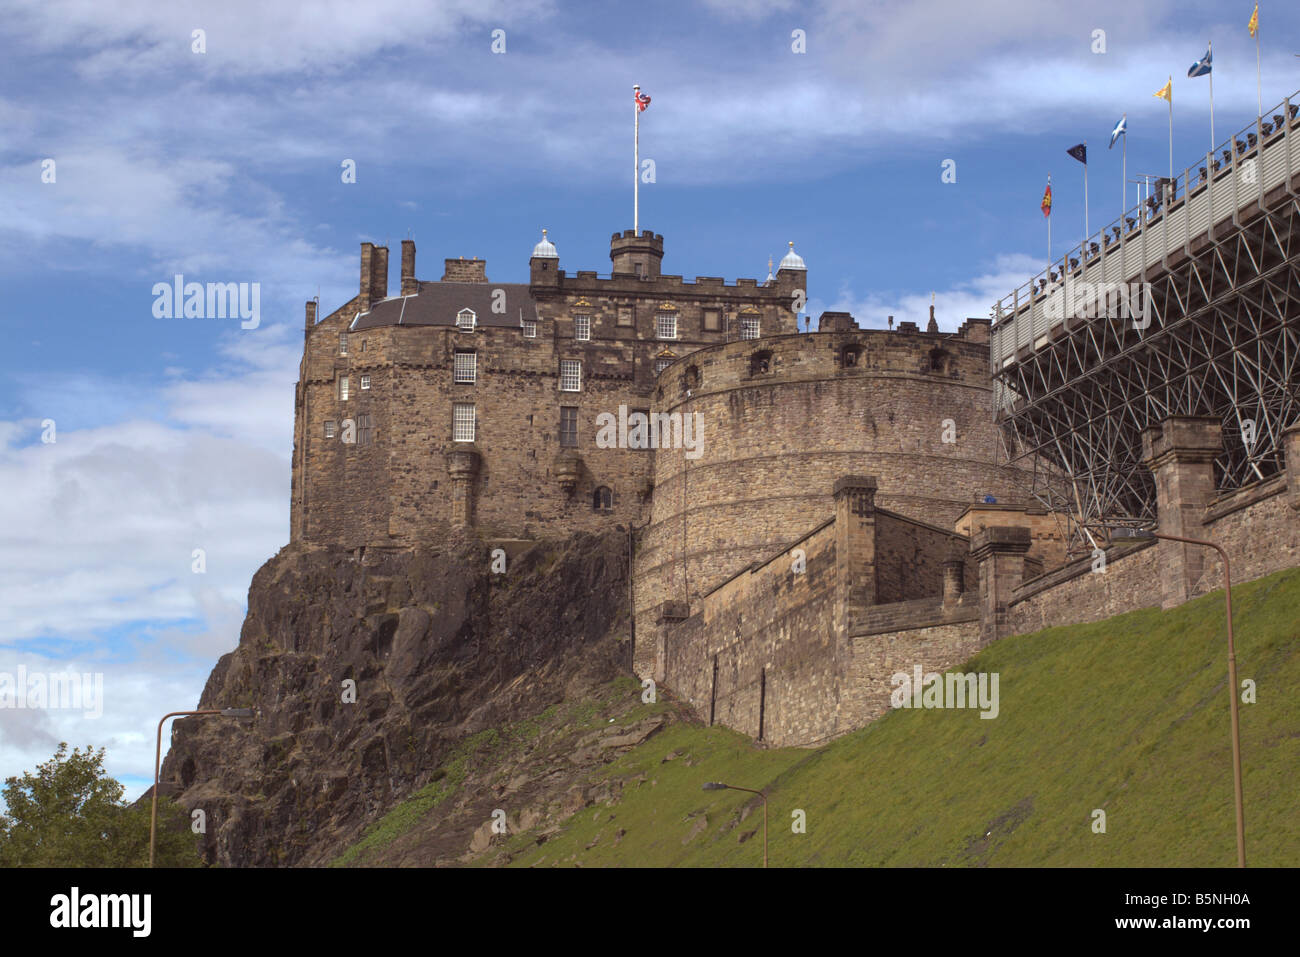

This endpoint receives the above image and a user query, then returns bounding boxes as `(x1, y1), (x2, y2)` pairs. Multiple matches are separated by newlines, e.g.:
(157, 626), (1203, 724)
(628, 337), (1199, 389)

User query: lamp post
(702, 782), (767, 867)
(1097, 524), (1245, 868)
(150, 708), (254, 868)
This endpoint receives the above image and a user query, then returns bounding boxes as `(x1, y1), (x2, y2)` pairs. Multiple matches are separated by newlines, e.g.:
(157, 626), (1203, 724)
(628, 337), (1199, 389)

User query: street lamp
(150, 708), (254, 868)
(1098, 524), (1245, 868)
(702, 782), (768, 867)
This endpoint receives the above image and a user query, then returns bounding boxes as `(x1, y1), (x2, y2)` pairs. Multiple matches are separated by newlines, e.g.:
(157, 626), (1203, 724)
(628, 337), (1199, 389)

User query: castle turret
(610, 229), (663, 279)
(529, 228), (560, 291)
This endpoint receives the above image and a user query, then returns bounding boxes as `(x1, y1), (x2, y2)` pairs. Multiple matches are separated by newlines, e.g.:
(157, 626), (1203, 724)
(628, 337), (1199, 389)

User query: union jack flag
(635, 90), (651, 111)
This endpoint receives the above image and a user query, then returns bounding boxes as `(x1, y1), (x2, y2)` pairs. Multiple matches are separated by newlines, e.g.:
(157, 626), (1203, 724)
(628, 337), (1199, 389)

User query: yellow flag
(1154, 77), (1172, 102)
(1249, 4), (1258, 38)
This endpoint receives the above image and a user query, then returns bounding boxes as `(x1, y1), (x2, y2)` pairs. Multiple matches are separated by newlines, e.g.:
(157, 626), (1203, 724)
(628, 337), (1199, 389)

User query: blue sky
(2, 0), (1298, 799)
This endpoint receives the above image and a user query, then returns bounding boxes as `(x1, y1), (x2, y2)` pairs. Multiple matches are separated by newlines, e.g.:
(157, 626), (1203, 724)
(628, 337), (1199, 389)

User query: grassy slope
(500, 566), (1300, 867)
(332, 566), (1300, 867)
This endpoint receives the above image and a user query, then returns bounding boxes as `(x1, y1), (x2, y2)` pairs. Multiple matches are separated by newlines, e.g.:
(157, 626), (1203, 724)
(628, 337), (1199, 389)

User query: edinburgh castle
(291, 226), (1300, 748)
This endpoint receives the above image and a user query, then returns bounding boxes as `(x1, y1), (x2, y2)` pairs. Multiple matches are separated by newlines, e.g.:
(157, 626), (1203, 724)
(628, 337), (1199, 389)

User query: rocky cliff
(158, 530), (634, 867)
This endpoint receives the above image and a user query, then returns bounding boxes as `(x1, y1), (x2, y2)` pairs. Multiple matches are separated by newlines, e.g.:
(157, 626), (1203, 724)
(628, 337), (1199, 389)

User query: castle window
(656, 313), (677, 340)
(358, 413), (374, 446)
(750, 350), (773, 376)
(574, 315), (591, 341)
(360, 375), (371, 390)
(559, 359), (582, 392)
(324, 420), (337, 439)
(740, 315), (760, 340)
(703, 308), (721, 332)
(522, 319), (537, 338)
(339, 334), (348, 356)
(559, 407), (578, 448)
(453, 403), (476, 442)
(654, 358), (673, 375)
(456, 308), (476, 332)
(684, 365), (701, 390)
(841, 346), (861, 368)
(360, 339), (367, 353)
(593, 486), (613, 512)
(454, 351), (477, 384)
(929, 348), (951, 375)
(339, 376), (350, 400)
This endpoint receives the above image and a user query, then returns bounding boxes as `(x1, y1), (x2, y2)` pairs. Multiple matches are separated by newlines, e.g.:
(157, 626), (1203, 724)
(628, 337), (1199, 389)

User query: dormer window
(456, 308), (476, 332)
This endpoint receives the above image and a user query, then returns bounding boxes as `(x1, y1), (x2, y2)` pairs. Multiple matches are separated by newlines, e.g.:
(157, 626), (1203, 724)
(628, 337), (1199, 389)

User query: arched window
(593, 486), (614, 512)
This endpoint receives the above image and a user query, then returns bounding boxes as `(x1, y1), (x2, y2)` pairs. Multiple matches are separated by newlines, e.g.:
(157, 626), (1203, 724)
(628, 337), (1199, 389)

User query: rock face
(159, 530), (632, 867)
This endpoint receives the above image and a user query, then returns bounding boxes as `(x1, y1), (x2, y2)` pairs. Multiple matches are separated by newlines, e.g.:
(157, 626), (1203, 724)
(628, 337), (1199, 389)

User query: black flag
(1066, 143), (1087, 164)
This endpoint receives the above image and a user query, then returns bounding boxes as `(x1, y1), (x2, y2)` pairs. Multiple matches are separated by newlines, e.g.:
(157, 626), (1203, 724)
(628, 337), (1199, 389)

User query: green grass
(504, 565), (1300, 867)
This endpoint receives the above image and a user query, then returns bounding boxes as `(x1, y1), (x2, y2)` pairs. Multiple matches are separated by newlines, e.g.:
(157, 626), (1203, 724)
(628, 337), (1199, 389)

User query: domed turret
(778, 241), (806, 271)
(531, 228), (558, 259)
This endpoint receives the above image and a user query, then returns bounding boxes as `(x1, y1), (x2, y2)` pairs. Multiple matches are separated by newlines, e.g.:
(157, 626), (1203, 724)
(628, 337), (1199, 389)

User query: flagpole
(1209, 41), (1216, 150)
(1047, 173), (1052, 272)
(1083, 142), (1089, 250)
(633, 84), (640, 235)
(1168, 79), (1174, 184)
(1256, 12), (1262, 119)
(1122, 114), (1127, 222)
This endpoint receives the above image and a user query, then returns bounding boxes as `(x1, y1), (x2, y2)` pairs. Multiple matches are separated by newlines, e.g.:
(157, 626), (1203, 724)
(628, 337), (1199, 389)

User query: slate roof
(350, 281), (541, 331)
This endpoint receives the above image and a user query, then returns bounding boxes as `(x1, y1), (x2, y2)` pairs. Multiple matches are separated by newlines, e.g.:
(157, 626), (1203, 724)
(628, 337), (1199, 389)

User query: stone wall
(842, 617), (983, 731)
(1004, 541), (1162, 636)
(875, 508), (972, 603)
(658, 521), (842, 747)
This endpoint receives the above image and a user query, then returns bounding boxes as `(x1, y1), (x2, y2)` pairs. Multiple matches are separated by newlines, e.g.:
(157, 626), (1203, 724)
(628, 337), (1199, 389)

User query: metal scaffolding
(991, 93), (1300, 554)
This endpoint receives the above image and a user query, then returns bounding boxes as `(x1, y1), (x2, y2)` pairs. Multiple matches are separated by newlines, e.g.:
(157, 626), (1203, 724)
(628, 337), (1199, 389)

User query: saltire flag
(1109, 115), (1127, 148)
(635, 90), (651, 111)
(1248, 4), (1258, 38)
(1041, 179), (1052, 217)
(1189, 44), (1212, 77)
(1154, 78), (1172, 102)
(1066, 143), (1087, 164)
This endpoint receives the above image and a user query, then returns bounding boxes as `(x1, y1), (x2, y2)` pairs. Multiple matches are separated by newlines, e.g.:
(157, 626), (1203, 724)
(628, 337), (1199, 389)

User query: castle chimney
(443, 257), (488, 283)
(401, 239), (417, 296)
(371, 245), (389, 301)
(927, 303), (938, 333)
(359, 242), (374, 313)
(304, 299), (317, 337)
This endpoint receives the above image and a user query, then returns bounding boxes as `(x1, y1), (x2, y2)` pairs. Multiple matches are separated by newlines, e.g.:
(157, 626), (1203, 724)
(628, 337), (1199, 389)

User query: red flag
(1041, 181), (1052, 217)
(635, 90), (651, 112)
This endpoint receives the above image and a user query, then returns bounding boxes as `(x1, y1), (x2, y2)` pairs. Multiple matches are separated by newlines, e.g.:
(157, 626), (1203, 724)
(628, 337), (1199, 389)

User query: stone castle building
(290, 226), (1300, 748)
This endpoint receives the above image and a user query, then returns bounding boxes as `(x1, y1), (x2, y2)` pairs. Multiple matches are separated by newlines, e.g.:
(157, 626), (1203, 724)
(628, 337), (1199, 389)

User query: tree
(0, 743), (202, 867)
